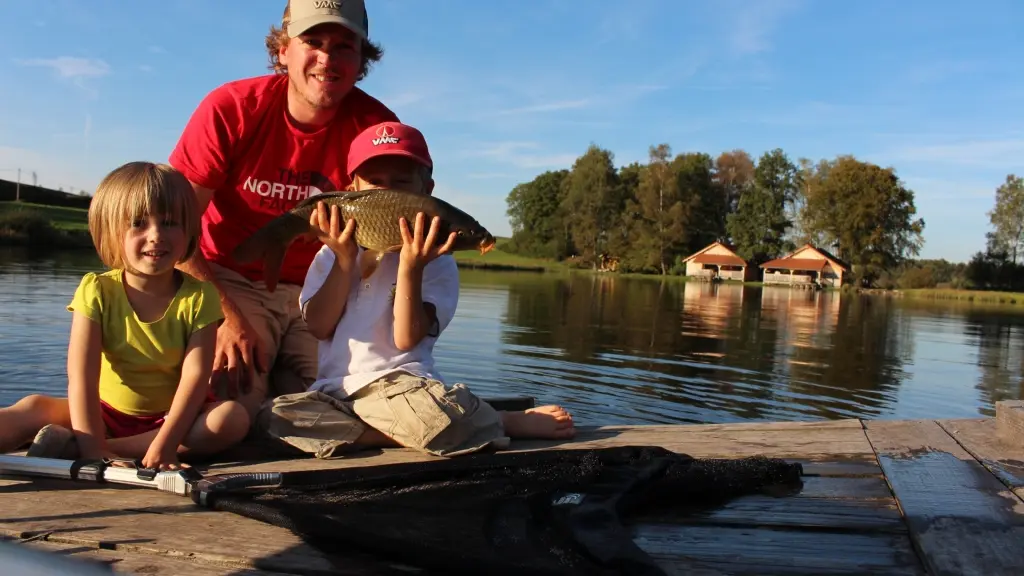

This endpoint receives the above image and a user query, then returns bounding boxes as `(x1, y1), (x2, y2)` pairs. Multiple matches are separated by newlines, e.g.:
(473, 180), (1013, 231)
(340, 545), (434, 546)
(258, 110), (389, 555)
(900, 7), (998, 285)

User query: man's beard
(289, 75), (345, 110)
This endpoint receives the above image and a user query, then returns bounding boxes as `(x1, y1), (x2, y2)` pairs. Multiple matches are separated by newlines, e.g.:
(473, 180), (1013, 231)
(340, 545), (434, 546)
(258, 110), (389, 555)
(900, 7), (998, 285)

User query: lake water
(2, 246), (1022, 426)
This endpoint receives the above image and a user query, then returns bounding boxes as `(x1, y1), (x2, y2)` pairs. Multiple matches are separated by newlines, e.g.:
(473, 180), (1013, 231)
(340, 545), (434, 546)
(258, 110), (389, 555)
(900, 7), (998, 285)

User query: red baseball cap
(347, 121), (433, 177)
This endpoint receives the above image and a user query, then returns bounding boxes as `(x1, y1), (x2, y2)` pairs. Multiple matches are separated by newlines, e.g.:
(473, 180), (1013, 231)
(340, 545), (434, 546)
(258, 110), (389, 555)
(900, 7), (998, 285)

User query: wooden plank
(632, 524), (924, 575)
(637, 494), (903, 532)
(509, 424), (873, 459)
(0, 479), (417, 575)
(864, 419), (1024, 576)
(938, 418), (1024, 490)
(7, 537), (290, 575)
(996, 400), (1024, 444)
(0, 422), (892, 575)
(635, 472), (900, 532)
(480, 395), (536, 411)
(790, 459), (882, 477)
(205, 450), (883, 481)
(203, 423), (875, 478)
(797, 476), (892, 499)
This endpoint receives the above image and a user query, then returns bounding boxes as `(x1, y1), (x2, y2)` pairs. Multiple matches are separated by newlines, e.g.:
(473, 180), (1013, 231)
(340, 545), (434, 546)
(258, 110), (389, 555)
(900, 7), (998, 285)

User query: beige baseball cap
(286, 0), (368, 40)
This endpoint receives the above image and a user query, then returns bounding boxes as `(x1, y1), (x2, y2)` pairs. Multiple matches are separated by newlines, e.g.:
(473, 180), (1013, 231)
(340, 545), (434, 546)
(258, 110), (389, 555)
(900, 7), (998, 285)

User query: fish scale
(327, 189), (456, 251)
(232, 187), (496, 292)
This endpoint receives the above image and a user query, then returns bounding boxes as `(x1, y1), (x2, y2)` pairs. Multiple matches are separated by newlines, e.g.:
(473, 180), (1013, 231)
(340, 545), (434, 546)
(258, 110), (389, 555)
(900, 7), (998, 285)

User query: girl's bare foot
(501, 405), (576, 439)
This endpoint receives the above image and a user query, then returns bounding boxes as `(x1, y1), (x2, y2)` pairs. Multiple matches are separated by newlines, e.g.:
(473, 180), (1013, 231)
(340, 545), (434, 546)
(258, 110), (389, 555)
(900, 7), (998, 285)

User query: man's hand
(212, 301), (268, 399)
(398, 212), (456, 273)
(309, 201), (359, 272)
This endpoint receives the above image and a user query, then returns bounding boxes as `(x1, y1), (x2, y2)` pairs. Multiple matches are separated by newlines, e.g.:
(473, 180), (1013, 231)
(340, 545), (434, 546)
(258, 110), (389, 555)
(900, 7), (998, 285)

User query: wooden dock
(3, 402), (1024, 575)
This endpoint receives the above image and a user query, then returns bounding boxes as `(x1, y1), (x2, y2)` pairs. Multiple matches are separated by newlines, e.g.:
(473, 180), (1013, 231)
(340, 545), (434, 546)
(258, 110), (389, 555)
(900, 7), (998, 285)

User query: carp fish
(232, 188), (496, 291)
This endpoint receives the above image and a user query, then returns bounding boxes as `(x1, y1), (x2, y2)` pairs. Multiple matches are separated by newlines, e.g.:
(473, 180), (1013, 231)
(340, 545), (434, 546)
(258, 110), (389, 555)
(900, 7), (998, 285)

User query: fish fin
(293, 190), (378, 211)
(385, 244), (403, 253)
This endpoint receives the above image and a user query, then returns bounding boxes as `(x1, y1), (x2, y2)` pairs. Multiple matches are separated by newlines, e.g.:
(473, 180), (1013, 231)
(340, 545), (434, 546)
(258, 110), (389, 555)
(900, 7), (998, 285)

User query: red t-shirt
(168, 74), (398, 286)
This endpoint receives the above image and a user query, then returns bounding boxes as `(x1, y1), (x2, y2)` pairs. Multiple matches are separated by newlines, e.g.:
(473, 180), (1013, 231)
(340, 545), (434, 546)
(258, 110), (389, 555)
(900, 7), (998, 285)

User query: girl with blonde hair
(0, 161), (249, 470)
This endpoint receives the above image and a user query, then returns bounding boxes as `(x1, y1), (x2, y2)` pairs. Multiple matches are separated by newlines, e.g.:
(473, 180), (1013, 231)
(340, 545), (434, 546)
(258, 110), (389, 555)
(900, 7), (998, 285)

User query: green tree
(726, 148), (801, 266)
(607, 162), (643, 263)
(674, 151), (723, 254)
(792, 158), (834, 247)
(800, 155), (925, 284)
(713, 149), (755, 216)
(560, 144), (621, 266)
(621, 144), (690, 274)
(986, 174), (1024, 264)
(505, 169), (570, 259)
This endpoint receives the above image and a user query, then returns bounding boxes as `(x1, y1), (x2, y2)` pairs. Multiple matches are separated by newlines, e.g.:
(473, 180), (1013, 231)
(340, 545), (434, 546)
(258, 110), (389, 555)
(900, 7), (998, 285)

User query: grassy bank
(453, 238), (565, 272)
(0, 201), (92, 248)
(898, 288), (1024, 306)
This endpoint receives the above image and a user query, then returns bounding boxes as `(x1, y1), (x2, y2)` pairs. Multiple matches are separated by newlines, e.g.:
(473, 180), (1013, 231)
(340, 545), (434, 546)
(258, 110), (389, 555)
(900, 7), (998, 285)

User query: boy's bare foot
(501, 405), (576, 440)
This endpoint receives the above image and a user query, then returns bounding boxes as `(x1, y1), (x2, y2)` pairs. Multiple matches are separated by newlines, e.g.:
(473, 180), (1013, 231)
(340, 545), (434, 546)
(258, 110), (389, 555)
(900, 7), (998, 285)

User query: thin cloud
(377, 91), (424, 108)
(728, 0), (803, 56)
(462, 141), (578, 169)
(148, 45), (167, 54)
(139, 64), (154, 73)
(905, 60), (981, 86)
(466, 173), (517, 180)
(901, 175), (995, 201)
(495, 99), (592, 116)
(883, 139), (1024, 169)
(0, 146), (96, 194)
(488, 86), (665, 119)
(15, 56), (111, 79)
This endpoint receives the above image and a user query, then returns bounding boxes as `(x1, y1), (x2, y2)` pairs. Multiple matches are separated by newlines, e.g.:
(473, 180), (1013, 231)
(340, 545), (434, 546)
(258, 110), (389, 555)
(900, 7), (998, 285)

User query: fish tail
(263, 243), (286, 293)
(233, 212), (311, 264)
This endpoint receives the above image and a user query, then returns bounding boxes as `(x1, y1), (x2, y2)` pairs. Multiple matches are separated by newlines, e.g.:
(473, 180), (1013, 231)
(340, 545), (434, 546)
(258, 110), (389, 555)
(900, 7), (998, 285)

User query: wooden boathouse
(3, 399), (1024, 574)
(681, 241), (754, 282)
(761, 244), (850, 288)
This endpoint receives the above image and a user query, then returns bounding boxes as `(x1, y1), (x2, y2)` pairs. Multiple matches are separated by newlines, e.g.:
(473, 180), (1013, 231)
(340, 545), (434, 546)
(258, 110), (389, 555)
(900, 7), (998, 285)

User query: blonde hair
(88, 162), (200, 270)
(264, 2), (383, 81)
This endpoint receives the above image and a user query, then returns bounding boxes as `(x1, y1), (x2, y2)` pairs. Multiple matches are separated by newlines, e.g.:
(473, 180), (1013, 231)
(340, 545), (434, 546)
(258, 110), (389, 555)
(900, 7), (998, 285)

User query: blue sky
(0, 0), (1021, 263)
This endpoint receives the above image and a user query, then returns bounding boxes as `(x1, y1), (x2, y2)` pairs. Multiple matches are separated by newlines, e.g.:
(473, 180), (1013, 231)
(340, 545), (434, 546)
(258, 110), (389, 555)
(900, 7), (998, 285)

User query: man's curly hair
(264, 2), (384, 82)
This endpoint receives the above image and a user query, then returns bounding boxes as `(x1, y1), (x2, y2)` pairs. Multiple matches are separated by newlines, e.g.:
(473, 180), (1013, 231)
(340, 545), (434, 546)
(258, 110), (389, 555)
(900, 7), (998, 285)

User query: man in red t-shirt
(168, 0), (398, 423)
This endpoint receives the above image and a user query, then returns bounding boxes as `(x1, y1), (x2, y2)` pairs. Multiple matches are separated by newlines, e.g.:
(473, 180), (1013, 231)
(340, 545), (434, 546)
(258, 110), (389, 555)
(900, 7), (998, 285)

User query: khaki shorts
(255, 371), (511, 458)
(210, 263), (318, 419)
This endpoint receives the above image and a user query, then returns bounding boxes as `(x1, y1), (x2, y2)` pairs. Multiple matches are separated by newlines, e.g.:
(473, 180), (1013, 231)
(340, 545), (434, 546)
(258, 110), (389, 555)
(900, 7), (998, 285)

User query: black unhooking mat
(204, 446), (804, 575)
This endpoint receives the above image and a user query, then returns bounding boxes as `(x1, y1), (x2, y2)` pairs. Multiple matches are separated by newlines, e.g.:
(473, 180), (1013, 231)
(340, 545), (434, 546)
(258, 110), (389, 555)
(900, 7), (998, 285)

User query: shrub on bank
(0, 211), (91, 248)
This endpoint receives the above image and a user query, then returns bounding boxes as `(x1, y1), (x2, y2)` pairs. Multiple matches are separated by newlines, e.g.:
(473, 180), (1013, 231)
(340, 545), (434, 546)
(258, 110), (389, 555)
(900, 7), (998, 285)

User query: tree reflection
(499, 272), (914, 423)
(963, 309), (1024, 416)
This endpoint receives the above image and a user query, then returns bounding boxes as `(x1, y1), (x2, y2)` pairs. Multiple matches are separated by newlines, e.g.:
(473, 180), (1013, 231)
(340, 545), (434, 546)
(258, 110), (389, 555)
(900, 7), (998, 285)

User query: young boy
(256, 121), (575, 458)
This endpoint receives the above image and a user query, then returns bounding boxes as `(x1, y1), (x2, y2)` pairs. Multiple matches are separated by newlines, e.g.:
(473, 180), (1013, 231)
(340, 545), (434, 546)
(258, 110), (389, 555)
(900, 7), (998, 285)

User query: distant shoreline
(0, 202), (93, 249)
(7, 201), (1024, 304)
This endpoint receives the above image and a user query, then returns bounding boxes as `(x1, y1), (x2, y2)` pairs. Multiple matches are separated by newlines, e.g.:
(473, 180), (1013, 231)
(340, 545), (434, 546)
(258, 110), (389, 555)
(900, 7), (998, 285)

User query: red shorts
(100, 391), (219, 439)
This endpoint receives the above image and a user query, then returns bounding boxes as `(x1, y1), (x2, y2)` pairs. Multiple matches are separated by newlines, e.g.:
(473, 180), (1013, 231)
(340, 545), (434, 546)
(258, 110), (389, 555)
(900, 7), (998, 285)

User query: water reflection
(2, 248), (1024, 425)
(493, 276), (913, 423)
(963, 310), (1024, 415)
(0, 247), (101, 404)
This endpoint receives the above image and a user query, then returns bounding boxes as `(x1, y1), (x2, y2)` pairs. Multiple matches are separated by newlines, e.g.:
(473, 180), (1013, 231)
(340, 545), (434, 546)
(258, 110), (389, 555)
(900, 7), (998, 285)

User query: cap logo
(371, 125), (400, 146)
(313, 0), (342, 9)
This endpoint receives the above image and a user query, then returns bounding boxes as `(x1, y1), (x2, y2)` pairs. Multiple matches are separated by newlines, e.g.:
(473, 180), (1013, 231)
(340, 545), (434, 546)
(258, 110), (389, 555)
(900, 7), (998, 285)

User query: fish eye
(456, 230), (464, 236)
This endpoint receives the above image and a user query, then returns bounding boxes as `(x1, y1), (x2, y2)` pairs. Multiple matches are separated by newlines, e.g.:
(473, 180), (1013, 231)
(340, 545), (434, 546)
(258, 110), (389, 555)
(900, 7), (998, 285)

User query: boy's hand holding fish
(390, 211), (458, 350)
(308, 201), (359, 273)
(398, 212), (458, 274)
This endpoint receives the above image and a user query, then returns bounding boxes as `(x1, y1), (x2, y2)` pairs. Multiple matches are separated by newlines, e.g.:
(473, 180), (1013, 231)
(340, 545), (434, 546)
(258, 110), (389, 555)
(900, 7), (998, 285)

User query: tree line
(503, 144), (927, 287)
(966, 174), (1024, 291)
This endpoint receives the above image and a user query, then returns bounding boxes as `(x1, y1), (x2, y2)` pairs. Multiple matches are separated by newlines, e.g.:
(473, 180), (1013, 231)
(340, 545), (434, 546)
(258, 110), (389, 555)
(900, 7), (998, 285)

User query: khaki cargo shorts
(209, 263), (318, 419)
(255, 370), (511, 459)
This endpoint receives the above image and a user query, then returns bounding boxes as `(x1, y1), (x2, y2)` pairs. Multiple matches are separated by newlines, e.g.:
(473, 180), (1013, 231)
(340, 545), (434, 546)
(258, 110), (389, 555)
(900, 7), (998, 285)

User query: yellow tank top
(66, 269), (224, 416)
